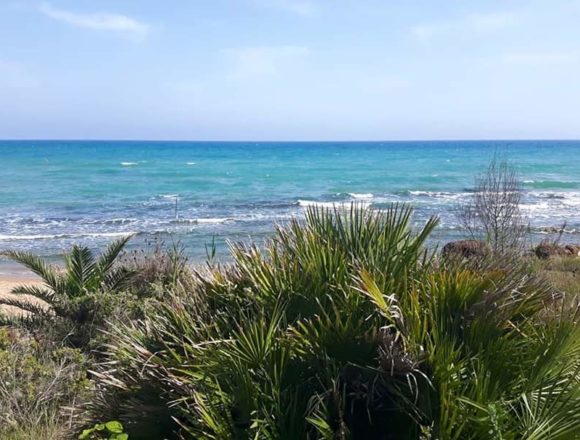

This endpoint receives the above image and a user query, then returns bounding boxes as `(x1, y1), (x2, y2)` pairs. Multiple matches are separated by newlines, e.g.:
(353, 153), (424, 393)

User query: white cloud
(224, 45), (310, 80)
(252, 0), (318, 16)
(39, 2), (150, 41)
(411, 12), (519, 41)
(502, 51), (578, 66)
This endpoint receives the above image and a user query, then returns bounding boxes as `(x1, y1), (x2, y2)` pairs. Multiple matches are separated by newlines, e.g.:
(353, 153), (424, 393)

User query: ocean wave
(297, 200), (370, 208)
(99, 218), (138, 225)
(170, 218), (232, 224)
(532, 226), (578, 234)
(526, 180), (580, 189)
(186, 162), (196, 165)
(528, 191), (567, 200)
(348, 193), (373, 199)
(0, 231), (137, 241)
(120, 162), (138, 166)
(407, 191), (467, 201)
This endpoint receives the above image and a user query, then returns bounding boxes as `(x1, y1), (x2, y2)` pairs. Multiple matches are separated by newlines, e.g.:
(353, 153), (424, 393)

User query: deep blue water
(1, 140), (579, 268)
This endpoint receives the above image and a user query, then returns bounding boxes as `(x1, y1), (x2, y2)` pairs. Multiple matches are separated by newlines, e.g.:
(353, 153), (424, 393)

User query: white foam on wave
(408, 191), (466, 201)
(528, 191), (580, 204)
(348, 193), (373, 199)
(161, 194), (179, 199)
(120, 162), (138, 166)
(0, 234), (60, 241)
(196, 218), (231, 224)
(186, 162), (196, 165)
(298, 200), (371, 208)
(0, 231), (136, 241)
(169, 217), (233, 225)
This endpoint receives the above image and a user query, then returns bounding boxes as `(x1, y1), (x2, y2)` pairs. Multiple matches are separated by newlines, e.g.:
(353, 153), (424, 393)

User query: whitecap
(196, 218), (232, 224)
(0, 231), (136, 241)
(186, 162), (197, 165)
(0, 234), (62, 241)
(120, 162), (138, 166)
(297, 200), (370, 208)
(407, 191), (466, 201)
(348, 193), (373, 199)
(171, 218), (232, 224)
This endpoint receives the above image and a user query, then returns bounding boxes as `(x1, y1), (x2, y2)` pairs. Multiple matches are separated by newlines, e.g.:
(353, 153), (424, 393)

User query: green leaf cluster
(79, 420), (128, 440)
(82, 205), (580, 439)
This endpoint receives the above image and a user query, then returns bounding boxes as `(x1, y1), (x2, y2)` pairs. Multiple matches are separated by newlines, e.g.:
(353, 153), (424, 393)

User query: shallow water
(1, 140), (579, 265)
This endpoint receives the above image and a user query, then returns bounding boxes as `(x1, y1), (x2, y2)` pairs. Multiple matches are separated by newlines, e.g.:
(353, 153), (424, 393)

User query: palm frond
(1, 250), (61, 291)
(97, 235), (133, 275)
(102, 267), (135, 292)
(0, 296), (51, 317)
(10, 284), (56, 305)
(65, 245), (97, 294)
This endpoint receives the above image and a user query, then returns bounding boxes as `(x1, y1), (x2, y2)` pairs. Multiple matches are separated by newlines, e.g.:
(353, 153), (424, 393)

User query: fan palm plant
(89, 205), (439, 438)
(88, 205), (580, 439)
(0, 236), (134, 343)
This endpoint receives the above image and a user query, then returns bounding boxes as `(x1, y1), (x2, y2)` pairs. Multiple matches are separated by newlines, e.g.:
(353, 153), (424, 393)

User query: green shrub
(56, 206), (580, 438)
(89, 204), (439, 438)
(0, 236), (136, 348)
(0, 327), (92, 439)
(79, 420), (128, 439)
(118, 239), (195, 297)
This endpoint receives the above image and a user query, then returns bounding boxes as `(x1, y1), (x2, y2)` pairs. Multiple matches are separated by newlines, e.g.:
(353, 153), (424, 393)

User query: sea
(1, 140), (579, 271)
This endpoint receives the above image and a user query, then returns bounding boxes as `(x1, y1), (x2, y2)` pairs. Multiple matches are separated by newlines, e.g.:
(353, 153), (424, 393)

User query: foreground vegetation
(1, 204), (580, 439)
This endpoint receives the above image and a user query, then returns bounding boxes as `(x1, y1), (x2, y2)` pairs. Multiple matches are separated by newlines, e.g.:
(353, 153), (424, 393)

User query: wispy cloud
(39, 2), (150, 41)
(411, 12), (519, 41)
(224, 45), (310, 80)
(252, 0), (318, 16)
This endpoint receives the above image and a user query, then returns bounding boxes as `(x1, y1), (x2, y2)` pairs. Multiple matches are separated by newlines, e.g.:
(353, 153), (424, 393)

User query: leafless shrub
(458, 156), (527, 254)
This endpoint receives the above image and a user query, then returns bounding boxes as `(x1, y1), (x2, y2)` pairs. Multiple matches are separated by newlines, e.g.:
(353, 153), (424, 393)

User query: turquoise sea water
(1, 140), (579, 268)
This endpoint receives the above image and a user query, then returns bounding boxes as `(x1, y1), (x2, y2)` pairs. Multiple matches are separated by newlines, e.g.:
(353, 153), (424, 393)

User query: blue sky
(1, 0), (579, 140)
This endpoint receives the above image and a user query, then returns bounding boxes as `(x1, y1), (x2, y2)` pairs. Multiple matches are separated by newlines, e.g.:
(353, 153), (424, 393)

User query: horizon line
(1, 138), (580, 143)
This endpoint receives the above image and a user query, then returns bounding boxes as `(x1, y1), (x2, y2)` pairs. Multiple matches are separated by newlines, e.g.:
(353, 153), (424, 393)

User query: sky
(1, 0), (580, 140)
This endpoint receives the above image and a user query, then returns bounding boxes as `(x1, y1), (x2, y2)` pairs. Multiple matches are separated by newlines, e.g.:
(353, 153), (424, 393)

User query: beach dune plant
(0, 236), (134, 346)
(89, 204), (438, 437)
(89, 205), (580, 439)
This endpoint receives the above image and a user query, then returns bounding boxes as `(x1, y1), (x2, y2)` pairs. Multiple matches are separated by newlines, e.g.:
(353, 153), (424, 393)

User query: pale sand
(0, 275), (46, 317)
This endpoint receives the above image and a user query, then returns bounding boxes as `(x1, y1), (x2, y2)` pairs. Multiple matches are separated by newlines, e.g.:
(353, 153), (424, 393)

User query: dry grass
(529, 256), (580, 296)
(0, 327), (90, 440)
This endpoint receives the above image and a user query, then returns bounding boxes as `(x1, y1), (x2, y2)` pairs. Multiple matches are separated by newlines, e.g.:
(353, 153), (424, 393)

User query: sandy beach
(0, 275), (44, 317)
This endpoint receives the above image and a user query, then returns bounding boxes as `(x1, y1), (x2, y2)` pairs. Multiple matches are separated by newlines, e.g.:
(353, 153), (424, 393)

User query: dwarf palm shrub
(90, 205), (580, 439)
(90, 204), (437, 437)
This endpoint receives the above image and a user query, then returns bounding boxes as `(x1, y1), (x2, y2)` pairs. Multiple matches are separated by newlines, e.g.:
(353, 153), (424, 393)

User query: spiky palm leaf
(0, 235), (133, 323)
(89, 204), (580, 439)
(1, 250), (63, 293)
